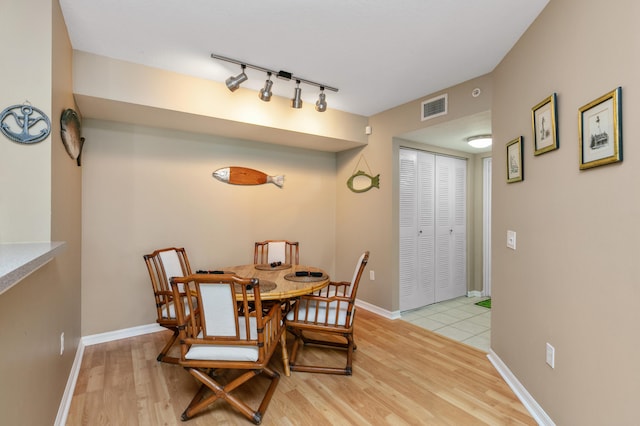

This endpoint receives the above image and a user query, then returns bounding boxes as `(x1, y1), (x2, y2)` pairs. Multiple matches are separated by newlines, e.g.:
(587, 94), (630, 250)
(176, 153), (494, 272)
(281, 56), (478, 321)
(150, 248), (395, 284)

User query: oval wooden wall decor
(347, 155), (380, 193)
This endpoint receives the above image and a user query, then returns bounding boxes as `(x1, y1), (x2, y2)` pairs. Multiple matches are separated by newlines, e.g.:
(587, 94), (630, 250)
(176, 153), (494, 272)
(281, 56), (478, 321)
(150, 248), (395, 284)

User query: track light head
(291, 80), (303, 109)
(225, 64), (248, 92)
(315, 87), (327, 112)
(259, 73), (273, 102)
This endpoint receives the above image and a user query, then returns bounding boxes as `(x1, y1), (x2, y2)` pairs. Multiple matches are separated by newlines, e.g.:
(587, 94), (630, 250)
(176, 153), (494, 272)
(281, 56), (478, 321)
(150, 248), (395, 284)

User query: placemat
(254, 263), (291, 271)
(284, 273), (328, 283)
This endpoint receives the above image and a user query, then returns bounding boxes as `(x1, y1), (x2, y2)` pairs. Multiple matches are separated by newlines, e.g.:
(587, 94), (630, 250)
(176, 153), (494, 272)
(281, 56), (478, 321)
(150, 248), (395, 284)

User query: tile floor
(400, 296), (491, 352)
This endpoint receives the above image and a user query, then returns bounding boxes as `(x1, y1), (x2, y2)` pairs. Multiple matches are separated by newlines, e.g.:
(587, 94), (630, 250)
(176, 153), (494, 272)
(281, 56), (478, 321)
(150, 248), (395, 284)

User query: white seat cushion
(286, 303), (352, 326)
(185, 318), (259, 362)
(186, 344), (259, 362)
(161, 297), (196, 319)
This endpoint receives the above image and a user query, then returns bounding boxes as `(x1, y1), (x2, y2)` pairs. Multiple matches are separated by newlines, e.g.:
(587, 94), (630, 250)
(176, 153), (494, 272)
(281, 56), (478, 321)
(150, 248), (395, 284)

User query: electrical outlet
(546, 342), (555, 368)
(369, 270), (375, 280)
(60, 332), (64, 356)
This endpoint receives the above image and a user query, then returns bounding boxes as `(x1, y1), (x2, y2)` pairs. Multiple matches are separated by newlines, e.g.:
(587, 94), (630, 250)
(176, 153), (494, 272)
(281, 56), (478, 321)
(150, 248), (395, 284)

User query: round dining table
(198, 263), (330, 376)
(216, 263), (330, 300)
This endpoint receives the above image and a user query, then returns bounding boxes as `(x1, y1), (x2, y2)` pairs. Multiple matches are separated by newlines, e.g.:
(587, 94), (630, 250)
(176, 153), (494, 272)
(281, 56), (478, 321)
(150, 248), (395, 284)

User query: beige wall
(336, 74), (492, 310)
(81, 121), (337, 334)
(0, 1), (82, 425)
(0, 0), (52, 241)
(492, 0), (639, 423)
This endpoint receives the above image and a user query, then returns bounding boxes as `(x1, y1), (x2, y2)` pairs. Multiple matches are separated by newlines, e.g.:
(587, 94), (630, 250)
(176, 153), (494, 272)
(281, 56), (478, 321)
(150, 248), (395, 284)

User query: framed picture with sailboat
(578, 87), (622, 170)
(532, 93), (558, 155)
(506, 136), (523, 183)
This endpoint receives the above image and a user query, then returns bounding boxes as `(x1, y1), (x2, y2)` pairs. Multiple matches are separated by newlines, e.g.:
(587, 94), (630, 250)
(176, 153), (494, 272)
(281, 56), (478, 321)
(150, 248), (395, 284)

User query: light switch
(507, 230), (516, 250)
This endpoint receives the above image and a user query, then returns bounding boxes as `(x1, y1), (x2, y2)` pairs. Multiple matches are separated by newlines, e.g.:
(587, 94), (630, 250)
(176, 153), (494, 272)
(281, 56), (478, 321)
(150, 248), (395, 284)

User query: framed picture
(579, 87), (622, 170)
(506, 136), (524, 183)
(532, 93), (558, 155)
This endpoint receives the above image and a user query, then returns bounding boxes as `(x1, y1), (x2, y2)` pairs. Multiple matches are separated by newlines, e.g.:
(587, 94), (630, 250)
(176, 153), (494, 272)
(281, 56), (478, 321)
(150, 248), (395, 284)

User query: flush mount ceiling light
(467, 134), (493, 148)
(211, 53), (338, 112)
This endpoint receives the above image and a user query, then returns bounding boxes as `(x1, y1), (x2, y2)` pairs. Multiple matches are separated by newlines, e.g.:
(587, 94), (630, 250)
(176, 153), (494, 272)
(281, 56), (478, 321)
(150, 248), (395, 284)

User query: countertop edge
(0, 242), (67, 296)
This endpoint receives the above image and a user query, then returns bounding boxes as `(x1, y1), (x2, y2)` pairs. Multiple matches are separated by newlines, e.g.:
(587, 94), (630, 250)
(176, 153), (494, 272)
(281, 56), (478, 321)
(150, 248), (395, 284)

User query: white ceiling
(59, 0), (549, 152)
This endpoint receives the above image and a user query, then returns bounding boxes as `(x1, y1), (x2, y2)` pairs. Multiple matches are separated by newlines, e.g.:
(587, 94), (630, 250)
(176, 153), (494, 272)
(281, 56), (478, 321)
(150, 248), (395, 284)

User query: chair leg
(280, 332), (291, 376)
(345, 334), (354, 375)
(181, 367), (280, 424)
(287, 329), (303, 367)
(157, 329), (180, 364)
(287, 328), (355, 375)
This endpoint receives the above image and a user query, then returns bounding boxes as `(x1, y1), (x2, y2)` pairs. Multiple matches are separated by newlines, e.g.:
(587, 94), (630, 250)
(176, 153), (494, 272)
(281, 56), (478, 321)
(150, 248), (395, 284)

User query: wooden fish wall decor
(212, 166), (284, 188)
(347, 154), (380, 193)
(347, 170), (380, 193)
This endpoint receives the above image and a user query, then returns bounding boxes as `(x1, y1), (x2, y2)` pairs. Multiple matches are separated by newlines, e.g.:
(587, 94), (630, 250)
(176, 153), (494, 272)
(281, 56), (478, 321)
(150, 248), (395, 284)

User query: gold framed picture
(506, 136), (524, 183)
(532, 93), (558, 155)
(578, 87), (622, 170)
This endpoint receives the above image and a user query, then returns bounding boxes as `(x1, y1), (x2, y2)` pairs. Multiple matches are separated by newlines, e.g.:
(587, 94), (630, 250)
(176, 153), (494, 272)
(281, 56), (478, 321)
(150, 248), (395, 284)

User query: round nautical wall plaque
(0, 103), (51, 144)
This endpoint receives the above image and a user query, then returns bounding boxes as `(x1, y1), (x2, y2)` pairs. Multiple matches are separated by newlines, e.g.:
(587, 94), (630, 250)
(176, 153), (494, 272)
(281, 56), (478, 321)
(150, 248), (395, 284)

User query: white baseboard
(54, 338), (85, 426)
(82, 323), (164, 346)
(467, 290), (483, 297)
(487, 350), (555, 426)
(355, 298), (401, 319)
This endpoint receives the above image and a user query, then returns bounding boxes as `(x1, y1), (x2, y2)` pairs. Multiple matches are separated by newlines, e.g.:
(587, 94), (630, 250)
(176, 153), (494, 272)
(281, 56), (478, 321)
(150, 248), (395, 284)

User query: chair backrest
(346, 250), (369, 298)
(171, 274), (281, 364)
(288, 251), (369, 328)
(143, 247), (192, 322)
(254, 240), (300, 265)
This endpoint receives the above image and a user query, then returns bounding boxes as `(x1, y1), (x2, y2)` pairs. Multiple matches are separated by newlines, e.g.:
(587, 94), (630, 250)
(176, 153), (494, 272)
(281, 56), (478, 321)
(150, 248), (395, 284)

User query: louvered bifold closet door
(400, 148), (467, 311)
(434, 155), (467, 302)
(399, 148), (435, 311)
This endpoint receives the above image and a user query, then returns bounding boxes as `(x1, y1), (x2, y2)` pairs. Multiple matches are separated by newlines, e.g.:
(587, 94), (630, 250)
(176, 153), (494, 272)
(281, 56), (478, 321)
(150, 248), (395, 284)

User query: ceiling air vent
(421, 93), (448, 121)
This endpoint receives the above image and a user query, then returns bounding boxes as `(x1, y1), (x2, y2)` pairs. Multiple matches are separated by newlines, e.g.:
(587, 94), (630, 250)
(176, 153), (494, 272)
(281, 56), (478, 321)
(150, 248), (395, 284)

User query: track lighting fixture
(259, 72), (274, 102)
(315, 87), (327, 112)
(211, 53), (338, 111)
(225, 64), (248, 92)
(291, 80), (303, 109)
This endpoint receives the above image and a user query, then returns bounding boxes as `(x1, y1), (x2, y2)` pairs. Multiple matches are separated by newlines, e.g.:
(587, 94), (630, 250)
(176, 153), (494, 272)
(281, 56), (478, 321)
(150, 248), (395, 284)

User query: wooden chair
(143, 247), (192, 364)
(254, 240), (299, 265)
(285, 251), (369, 375)
(170, 274), (283, 424)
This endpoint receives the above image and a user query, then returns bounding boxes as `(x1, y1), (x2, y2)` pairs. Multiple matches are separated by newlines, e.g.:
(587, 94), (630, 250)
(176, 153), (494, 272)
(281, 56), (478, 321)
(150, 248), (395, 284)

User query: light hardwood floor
(67, 309), (536, 425)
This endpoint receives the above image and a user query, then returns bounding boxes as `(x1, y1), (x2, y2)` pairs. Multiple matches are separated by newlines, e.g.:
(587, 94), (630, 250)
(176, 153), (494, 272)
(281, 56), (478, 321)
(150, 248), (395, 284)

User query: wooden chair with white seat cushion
(254, 240), (299, 265)
(170, 274), (283, 424)
(143, 247), (192, 364)
(285, 251), (369, 375)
